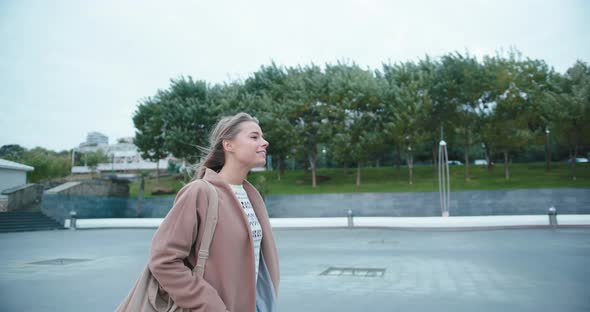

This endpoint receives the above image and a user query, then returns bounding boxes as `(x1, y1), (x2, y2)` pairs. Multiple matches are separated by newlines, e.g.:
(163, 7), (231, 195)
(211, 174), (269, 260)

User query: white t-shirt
(229, 184), (263, 280)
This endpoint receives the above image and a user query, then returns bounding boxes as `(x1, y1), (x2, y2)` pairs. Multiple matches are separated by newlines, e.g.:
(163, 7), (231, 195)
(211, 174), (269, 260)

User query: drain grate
(320, 267), (385, 277)
(28, 258), (92, 265)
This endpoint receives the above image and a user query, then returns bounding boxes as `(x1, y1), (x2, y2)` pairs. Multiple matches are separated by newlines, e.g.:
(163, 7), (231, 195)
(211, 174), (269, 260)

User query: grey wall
(42, 194), (130, 224)
(0, 168), (27, 193)
(2, 184), (43, 212)
(41, 188), (590, 223)
(127, 196), (176, 218)
(41, 194), (175, 224)
(54, 179), (130, 197)
(264, 188), (590, 217)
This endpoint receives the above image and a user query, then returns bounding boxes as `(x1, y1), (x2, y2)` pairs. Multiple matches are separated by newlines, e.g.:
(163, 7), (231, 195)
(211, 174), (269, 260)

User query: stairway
(0, 211), (64, 233)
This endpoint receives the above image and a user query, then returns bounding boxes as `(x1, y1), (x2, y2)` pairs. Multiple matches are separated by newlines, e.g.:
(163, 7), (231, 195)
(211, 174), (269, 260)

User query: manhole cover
(320, 267), (385, 277)
(28, 258), (91, 265)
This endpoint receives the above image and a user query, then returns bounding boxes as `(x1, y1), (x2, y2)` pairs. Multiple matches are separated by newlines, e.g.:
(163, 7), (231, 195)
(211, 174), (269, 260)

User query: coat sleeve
(149, 182), (227, 311)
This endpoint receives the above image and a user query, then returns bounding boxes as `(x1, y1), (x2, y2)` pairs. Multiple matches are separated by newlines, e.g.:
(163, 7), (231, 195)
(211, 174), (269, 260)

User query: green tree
(417, 56), (452, 173)
(286, 65), (333, 188)
(433, 52), (485, 181)
(553, 61), (590, 180)
(84, 150), (109, 174)
(20, 147), (72, 182)
(514, 58), (556, 171)
(0, 144), (26, 161)
(157, 77), (220, 166)
(133, 97), (169, 184)
(243, 63), (295, 181)
(327, 62), (382, 187)
(380, 62), (431, 184)
(482, 51), (535, 180)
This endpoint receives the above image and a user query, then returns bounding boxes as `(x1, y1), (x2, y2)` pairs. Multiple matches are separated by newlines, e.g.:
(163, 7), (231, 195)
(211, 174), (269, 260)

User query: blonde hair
(194, 112), (259, 179)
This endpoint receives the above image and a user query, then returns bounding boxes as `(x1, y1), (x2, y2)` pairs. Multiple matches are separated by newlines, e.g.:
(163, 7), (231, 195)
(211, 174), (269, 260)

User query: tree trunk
(396, 147), (402, 172)
(464, 131), (471, 181)
(309, 154), (317, 188)
(571, 146), (578, 181)
(156, 161), (160, 186)
(277, 158), (282, 182)
(279, 155), (286, 174)
(545, 132), (550, 171)
(548, 140), (552, 171)
(432, 144), (438, 176)
(356, 162), (361, 188)
(182, 159), (190, 182)
(503, 150), (510, 180)
(464, 147), (471, 181)
(484, 143), (493, 171)
(407, 152), (414, 185)
(137, 175), (144, 217)
(465, 136), (471, 181)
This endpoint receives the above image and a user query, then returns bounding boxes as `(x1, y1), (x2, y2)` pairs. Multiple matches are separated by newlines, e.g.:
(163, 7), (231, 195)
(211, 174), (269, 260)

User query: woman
(149, 112), (280, 312)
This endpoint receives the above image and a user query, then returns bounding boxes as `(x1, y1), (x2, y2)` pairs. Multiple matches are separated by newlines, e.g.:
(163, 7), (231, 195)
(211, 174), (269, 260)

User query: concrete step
(0, 212), (51, 218)
(0, 225), (64, 233)
(0, 219), (62, 226)
(0, 212), (64, 232)
(0, 215), (57, 221)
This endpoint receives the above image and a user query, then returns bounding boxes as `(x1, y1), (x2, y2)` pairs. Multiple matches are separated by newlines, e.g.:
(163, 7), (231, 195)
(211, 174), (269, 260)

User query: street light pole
(438, 140), (450, 217)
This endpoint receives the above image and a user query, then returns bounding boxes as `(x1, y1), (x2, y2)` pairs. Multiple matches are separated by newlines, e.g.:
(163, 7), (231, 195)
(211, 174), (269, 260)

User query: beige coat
(149, 169), (280, 312)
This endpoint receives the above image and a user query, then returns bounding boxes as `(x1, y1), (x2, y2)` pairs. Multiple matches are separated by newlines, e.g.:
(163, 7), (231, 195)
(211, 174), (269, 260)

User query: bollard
(347, 209), (354, 229)
(548, 206), (558, 227)
(69, 211), (77, 230)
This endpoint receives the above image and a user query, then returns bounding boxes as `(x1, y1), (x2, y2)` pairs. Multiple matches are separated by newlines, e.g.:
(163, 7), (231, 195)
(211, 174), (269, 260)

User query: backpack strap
(191, 180), (219, 278)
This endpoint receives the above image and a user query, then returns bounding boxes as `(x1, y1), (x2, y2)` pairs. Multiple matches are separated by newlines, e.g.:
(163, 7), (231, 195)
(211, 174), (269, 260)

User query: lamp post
(545, 127), (551, 171)
(438, 140), (450, 217)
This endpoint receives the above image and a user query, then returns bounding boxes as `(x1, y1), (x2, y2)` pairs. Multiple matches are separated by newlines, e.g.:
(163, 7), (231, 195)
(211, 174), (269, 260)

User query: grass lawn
(129, 162), (590, 197)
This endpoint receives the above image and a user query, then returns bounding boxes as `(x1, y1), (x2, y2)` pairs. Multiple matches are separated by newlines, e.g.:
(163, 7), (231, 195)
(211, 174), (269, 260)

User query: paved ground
(0, 228), (589, 311)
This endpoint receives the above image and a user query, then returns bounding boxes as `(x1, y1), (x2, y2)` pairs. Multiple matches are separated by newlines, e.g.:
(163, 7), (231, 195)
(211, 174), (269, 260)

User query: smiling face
(222, 121), (269, 170)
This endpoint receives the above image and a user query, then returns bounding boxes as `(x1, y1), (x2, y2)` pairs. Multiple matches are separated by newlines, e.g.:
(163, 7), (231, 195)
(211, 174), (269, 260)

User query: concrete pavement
(0, 227), (589, 311)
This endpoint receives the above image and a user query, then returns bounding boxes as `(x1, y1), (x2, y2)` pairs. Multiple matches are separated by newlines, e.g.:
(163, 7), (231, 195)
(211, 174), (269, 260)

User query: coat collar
(202, 167), (267, 227)
(202, 168), (226, 186)
(202, 168), (259, 198)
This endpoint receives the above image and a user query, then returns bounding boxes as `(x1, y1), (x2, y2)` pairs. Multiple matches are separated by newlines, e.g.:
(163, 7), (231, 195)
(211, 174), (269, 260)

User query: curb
(64, 215), (590, 230)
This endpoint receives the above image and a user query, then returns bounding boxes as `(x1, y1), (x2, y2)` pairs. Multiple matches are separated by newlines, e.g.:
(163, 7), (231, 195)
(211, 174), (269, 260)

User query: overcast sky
(1, 0), (589, 152)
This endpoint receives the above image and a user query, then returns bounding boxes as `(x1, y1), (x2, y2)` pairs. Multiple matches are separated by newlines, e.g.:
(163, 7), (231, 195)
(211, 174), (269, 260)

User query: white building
(71, 135), (174, 174)
(76, 132), (109, 154)
(86, 131), (108, 146)
(0, 159), (34, 193)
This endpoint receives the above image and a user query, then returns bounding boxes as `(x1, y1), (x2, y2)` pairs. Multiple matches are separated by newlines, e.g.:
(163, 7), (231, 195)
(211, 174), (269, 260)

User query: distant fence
(41, 188), (590, 224)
